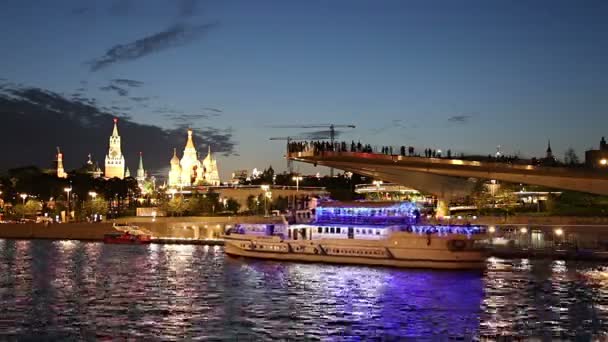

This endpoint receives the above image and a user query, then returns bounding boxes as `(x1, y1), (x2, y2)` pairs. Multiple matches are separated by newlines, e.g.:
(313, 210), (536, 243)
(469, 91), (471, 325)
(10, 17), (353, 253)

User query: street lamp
(20, 193), (27, 205)
(260, 185), (270, 216)
(88, 191), (97, 199)
(64, 187), (72, 222)
(292, 176), (303, 192)
(600, 159), (607, 166)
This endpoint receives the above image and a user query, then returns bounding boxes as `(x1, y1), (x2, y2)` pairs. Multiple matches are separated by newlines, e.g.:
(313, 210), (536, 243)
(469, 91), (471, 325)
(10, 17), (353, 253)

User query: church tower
(56, 147), (67, 179)
(105, 118), (125, 179)
(202, 145), (221, 186)
(168, 148), (182, 187)
(546, 140), (554, 160)
(179, 129), (202, 186)
(136, 152), (146, 186)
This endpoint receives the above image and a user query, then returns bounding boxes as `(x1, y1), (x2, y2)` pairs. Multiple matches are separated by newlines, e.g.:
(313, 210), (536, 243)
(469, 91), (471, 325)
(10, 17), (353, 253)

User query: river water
(0, 239), (607, 340)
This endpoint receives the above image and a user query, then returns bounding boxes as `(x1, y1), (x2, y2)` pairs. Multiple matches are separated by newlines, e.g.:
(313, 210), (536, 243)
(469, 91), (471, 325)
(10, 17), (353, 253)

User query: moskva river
(1, 239), (607, 340)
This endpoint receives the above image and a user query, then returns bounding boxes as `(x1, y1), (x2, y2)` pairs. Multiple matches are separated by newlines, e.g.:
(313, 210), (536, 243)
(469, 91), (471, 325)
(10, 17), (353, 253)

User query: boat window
(330, 227), (335, 234)
(324, 227), (329, 233)
(356, 229), (360, 234)
(376, 230), (381, 235)
(317, 227), (322, 234)
(368, 229), (373, 235)
(336, 227), (341, 234)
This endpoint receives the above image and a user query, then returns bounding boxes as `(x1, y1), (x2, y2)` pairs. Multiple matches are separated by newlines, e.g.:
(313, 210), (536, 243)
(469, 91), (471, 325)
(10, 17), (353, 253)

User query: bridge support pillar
(435, 199), (449, 219)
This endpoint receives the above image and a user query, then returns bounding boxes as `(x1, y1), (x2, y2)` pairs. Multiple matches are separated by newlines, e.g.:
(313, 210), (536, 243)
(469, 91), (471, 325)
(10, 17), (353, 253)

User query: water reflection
(1, 240), (608, 339)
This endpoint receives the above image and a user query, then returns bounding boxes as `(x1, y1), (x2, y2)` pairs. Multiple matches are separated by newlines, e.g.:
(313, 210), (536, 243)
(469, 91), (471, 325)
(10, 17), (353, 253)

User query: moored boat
(224, 201), (488, 269)
(103, 231), (152, 244)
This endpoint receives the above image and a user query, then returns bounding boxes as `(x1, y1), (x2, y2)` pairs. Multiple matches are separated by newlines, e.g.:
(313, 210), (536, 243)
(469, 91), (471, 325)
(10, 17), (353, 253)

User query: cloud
(88, 23), (216, 72)
(172, 124), (235, 156)
(447, 115), (473, 124)
(153, 106), (183, 115)
(0, 84), (236, 176)
(203, 107), (223, 115)
(369, 119), (408, 134)
(112, 78), (143, 88)
(129, 96), (149, 102)
(178, 0), (198, 18)
(100, 84), (129, 97)
(164, 113), (212, 124)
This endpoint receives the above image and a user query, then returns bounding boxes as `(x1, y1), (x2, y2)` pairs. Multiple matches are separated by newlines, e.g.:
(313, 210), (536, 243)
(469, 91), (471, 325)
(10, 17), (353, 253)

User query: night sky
(1, 0), (607, 179)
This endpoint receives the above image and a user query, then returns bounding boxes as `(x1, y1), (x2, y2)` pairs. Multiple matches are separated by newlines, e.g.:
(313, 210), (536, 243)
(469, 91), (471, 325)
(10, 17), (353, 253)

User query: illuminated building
(585, 137), (608, 168)
(136, 152), (146, 187)
(56, 147), (67, 179)
(104, 118), (125, 179)
(202, 146), (221, 186)
(168, 128), (222, 187)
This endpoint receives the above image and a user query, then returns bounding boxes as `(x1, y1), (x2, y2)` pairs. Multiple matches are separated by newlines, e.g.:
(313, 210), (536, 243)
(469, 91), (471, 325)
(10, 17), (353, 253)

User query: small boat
(103, 231), (152, 244)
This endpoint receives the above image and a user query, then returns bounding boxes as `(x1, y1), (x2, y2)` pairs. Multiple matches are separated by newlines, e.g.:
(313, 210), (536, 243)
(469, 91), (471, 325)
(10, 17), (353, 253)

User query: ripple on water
(1, 240), (608, 339)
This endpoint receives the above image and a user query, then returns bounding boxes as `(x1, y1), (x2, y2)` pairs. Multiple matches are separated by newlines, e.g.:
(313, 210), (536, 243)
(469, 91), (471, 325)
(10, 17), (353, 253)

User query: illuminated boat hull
(103, 234), (152, 245)
(224, 232), (487, 270)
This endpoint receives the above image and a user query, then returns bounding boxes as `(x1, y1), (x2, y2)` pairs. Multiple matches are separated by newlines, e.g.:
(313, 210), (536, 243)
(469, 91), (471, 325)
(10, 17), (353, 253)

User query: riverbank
(0, 216), (283, 241)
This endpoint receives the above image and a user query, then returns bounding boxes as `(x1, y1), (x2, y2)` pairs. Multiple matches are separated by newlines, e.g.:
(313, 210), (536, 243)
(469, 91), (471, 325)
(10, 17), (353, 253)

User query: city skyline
(1, 0), (607, 179)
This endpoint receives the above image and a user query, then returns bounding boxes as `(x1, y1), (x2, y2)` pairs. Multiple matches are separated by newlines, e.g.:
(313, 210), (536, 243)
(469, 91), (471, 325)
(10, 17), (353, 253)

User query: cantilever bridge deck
(288, 150), (608, 196)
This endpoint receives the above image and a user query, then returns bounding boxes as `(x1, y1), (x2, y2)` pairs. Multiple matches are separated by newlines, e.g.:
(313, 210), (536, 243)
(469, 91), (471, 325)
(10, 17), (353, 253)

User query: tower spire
(112, 118), (119, 137)
(186, 128), (195, 149)
(56, 146), (67, 179)
(137, 152), (146, 182)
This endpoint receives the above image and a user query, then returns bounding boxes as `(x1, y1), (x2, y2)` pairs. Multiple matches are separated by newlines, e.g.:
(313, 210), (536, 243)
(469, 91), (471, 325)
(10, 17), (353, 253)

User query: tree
(82, 197), (109, 219)
(159, 196), (187, 216)
(246, 194), (263, 214)
(272, 196), (289, 212)
(225, 198), (241, 214)
(12, 199), (42, 218)
(564, 147), (580, 166)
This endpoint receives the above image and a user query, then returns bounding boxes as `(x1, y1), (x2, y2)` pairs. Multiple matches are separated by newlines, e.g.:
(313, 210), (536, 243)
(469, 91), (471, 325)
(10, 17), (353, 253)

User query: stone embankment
(0, 216), (284, 241)
(0, 222), (115, 240)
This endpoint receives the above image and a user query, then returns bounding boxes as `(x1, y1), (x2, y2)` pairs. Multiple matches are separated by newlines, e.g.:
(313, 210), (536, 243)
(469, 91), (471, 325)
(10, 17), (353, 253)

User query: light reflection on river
(0, 239), (607, 340)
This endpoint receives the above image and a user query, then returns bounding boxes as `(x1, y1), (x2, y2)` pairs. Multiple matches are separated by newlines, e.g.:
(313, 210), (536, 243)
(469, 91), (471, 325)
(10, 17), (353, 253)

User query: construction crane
(269, 136), (319, 174)
(269, 124), (356, 176)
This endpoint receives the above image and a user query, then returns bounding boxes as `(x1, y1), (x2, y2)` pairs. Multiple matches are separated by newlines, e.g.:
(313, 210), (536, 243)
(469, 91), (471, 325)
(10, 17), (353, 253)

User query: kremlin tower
(56, 147), (67, 179)
(105, 118), (125, 179)
(136, 152), (146, 187)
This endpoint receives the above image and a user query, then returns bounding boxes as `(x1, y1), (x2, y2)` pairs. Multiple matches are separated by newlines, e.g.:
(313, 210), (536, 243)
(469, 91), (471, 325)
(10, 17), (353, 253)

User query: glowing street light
(260, 185), (271, 216)
(488, 226), (496, 234)
(20, 193), (27, 205)
(554, 228), (564, 236)
(88, 191), (97, 199)
(520, 227), (528, 234)
(292, 175), (303, 192)
(64, 187), (72, 222)
(600, 159), (607, 166)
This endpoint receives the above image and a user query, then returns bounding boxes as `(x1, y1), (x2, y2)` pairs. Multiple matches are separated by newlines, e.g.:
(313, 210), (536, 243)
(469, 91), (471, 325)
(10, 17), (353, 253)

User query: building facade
(167, 129), (221, 187)
(56, 147), (67, 179)
(105, 118), (125, 179)
(586, 137), (608, 168)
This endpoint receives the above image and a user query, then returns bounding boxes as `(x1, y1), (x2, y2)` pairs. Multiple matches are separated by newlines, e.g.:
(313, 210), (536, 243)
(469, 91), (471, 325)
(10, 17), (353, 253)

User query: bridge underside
(290, 152), (608, 197)
(321, 160), (475, 199)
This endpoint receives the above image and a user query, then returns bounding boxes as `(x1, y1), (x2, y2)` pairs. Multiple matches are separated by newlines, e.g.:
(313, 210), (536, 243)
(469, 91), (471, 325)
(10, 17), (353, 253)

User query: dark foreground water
(1, 240), (608, 340)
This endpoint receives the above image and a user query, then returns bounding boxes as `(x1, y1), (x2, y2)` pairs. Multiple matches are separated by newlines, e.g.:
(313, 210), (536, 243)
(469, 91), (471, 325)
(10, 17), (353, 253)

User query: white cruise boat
(224, 201), (488, 270)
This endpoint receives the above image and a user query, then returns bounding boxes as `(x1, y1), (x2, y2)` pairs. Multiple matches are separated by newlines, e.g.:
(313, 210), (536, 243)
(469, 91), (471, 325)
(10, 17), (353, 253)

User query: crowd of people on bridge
(287, 140), (547, 167)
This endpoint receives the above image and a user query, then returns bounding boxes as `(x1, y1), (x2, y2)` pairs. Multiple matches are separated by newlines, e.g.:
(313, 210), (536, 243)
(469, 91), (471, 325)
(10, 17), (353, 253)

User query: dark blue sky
(1, 0), (607, 178)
